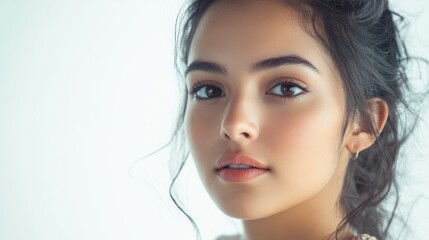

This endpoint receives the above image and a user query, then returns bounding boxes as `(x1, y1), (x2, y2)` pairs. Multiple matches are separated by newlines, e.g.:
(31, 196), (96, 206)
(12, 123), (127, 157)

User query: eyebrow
(184, 55), (320, 77)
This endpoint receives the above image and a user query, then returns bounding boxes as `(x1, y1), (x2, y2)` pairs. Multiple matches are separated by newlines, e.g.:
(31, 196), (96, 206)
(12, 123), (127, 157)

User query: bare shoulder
(215, 234), (241, 240)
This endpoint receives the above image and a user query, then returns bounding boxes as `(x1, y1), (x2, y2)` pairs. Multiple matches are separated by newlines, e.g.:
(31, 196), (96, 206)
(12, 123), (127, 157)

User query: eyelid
(188, 77), (307, 92)
(187, 80), (226, 103)
(265, 78), (308, 99)
(188, 80), (223, 93)
(268, 77), (307, 90)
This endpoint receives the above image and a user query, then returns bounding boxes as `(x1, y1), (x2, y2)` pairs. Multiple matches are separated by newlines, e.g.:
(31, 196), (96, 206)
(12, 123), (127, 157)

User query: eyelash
(188, 79), (308, 103)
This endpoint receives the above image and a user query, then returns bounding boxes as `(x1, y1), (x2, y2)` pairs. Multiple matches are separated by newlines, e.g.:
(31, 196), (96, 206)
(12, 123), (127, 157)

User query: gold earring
(350, 151), (360, 160)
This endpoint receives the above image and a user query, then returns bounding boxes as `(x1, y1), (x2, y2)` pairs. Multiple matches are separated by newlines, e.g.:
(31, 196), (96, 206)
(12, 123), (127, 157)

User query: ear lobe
(345, 98), (389, 155)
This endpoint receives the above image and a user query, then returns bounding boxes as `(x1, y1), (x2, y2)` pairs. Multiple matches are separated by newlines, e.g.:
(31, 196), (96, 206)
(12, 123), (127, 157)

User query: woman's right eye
(189, 83), (225, 102)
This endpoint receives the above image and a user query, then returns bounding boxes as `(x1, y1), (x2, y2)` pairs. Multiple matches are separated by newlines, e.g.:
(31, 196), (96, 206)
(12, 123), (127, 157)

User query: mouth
(215, 152), (270, 182)
(216, 164), (269, 170)
(215, 152), (270, 170)
(215, 166), (270, 183)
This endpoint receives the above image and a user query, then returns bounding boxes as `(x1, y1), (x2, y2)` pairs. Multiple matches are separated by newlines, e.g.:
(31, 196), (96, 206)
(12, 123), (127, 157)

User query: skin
(183, 1), (389, 240)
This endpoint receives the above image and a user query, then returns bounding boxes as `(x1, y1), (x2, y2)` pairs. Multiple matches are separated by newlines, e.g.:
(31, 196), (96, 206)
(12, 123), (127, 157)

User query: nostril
(221, 124), (258, 142)
(223, 132), (232, 140)
(223, 132), (252, 141)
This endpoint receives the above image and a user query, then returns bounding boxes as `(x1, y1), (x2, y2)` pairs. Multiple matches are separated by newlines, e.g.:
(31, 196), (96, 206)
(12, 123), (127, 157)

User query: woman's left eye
(267, 80), (307, 99)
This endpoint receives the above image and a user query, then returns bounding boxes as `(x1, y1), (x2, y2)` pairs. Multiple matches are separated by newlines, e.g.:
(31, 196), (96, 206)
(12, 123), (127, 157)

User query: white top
(215, 235), (240, 240)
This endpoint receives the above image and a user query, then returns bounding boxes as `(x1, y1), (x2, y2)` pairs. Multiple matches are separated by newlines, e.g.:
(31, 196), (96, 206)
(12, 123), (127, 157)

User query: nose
(220, 93), (259, 143)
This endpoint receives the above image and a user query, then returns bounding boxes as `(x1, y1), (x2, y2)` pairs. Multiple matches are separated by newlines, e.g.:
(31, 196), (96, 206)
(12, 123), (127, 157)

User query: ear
(345, 97), (389, 156)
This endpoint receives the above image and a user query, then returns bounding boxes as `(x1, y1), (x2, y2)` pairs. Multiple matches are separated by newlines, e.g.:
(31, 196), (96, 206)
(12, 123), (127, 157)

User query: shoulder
(215, 234), (241, 240)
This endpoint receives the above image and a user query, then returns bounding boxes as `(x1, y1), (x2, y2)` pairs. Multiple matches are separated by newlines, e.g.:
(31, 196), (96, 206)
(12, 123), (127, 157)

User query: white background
(0, 0), (428, 239)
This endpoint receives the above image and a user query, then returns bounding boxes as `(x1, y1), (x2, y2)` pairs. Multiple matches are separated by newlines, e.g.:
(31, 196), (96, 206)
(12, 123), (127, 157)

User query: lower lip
(216, 168), (269, 182)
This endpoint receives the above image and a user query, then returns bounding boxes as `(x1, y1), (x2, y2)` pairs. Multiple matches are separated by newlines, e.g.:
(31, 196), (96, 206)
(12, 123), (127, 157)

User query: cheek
(184, 104), (220, 176)
(264, 97), (344, 193)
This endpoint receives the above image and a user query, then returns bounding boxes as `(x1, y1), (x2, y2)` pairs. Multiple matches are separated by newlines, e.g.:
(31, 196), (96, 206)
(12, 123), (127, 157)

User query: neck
(241, 205), (355, 240)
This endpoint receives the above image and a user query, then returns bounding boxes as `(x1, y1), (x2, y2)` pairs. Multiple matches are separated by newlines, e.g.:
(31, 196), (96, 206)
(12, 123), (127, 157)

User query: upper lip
(215, 152), (270, 171)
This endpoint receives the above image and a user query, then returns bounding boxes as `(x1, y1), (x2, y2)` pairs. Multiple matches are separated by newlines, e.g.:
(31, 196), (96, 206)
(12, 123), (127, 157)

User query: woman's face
(184, 0), (352, 220)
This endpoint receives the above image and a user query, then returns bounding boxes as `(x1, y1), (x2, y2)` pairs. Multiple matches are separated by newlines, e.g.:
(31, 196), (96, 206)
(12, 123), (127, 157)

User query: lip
(215, 152), (270, 171)
(216, 167), (269, 183)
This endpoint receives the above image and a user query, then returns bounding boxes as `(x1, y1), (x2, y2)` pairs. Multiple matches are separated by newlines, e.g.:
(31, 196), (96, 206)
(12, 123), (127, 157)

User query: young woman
(162, 0), (427, 239)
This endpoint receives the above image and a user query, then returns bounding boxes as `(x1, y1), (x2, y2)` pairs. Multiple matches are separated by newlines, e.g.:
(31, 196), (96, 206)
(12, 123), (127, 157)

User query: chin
(215, 199), (278, 220)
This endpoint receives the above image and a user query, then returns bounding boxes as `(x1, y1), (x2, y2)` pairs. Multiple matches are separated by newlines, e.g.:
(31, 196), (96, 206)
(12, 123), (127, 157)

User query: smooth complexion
(184, 1), (388, 240)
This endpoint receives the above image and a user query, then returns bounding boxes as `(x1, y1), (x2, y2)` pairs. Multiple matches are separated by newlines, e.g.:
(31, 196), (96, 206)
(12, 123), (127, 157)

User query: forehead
(187, 0), (334, 77)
